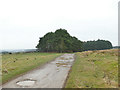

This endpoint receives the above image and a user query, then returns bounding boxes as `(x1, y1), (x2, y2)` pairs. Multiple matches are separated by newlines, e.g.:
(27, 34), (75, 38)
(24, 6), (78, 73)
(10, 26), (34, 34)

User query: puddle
(56, 62), (68, 67)
(55, 55), (74, 68)
(16, 79), (36, 87)
(56, 68), (60, 72)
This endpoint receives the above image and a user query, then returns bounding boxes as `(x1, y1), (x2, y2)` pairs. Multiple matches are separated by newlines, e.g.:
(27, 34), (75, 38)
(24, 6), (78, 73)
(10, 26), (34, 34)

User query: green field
(65, 49), (118, 88)
(1, 52), (62, 84)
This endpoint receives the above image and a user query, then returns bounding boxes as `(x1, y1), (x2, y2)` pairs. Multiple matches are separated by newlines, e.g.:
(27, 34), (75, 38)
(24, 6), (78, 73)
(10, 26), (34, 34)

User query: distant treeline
(83, 40), (112, 51)
(113, 46), (120, 49)
(36, 29), (113, 52)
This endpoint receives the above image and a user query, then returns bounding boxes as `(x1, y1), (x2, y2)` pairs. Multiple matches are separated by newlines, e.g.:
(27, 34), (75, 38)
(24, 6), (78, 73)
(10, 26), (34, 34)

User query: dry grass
(1, 52), (62, 84)
(65, 49), (118, 88)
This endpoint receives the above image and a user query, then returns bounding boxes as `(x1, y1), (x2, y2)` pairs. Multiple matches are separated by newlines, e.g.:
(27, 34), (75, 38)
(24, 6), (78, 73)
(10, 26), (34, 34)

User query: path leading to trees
(2, 54), (75, 88)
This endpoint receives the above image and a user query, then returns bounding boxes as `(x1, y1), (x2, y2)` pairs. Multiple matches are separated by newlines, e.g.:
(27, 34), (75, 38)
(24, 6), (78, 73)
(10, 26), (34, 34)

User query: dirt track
(2, 54), (75, 88)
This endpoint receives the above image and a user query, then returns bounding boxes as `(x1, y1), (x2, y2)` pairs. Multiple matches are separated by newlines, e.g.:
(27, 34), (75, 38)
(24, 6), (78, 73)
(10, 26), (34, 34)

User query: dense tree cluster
(113, 46), (120, 49)
(36, 29), (113, 52)
(36, 29), (83, 52)
(83, 39), (113, 51)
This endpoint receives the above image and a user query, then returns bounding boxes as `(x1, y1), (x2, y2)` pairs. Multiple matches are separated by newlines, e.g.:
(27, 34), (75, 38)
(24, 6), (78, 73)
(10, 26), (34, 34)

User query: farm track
(2, 54), (75, 88)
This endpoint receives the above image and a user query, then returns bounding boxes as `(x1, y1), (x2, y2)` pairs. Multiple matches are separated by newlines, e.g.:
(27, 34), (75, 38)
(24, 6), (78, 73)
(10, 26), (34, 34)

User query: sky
(0, 0), (119, 49)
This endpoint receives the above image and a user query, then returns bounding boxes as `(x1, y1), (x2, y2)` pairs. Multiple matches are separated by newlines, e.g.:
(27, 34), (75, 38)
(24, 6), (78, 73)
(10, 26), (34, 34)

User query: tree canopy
(83, 39), (113, 51)
(36, 29), (113, 52)
(36, 28), (83, 52)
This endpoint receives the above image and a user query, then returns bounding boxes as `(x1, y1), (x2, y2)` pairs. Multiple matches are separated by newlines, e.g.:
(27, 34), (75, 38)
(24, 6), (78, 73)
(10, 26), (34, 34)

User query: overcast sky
(0, 0), (119, 49)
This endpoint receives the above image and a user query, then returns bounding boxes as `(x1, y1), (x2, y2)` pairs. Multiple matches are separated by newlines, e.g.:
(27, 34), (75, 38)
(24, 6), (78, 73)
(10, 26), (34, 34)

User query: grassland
(65, 49), (118, 88)
(1, 52), (62, 84)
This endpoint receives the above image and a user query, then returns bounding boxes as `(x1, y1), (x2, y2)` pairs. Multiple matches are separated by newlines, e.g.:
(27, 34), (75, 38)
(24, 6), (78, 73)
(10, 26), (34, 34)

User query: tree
(83, 39), (112, 51)
(36, 28), (83, 52)
(36, 29), (113, 52)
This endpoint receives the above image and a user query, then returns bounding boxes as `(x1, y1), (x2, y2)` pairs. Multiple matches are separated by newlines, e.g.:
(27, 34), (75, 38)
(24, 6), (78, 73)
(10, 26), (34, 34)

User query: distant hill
(0, 49), (37, 54)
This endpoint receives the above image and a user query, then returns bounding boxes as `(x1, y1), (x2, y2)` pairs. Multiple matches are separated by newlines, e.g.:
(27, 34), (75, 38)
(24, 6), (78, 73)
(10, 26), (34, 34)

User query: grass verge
(65, 49), (118, 88)
(1, 52), (62, 84)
